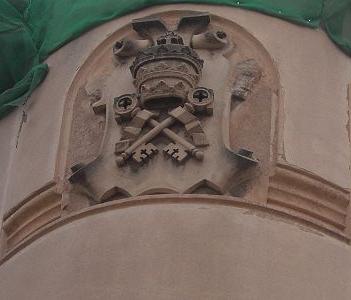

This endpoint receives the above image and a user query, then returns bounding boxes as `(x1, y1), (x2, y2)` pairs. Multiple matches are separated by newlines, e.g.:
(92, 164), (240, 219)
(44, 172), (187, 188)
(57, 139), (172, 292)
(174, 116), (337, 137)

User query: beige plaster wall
(1, 4), (350, 214)
(0, 5), (350, 299)
(0, 201), (350, 300)
(0, 110), (20, 215)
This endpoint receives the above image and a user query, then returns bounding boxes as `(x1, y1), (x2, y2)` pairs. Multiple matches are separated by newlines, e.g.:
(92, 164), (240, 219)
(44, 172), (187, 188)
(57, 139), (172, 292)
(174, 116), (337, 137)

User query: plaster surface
(1, 4), (351, 215)
(0, 201), (350, 300)
(0, 6), (350, 299)
(1, 4), (350, 213)
(0, 110), (20, 216)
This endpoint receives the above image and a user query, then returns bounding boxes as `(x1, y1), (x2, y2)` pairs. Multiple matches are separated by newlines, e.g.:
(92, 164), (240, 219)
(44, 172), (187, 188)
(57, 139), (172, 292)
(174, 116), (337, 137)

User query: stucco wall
(0, 200), (350, 300)
(1, 4), (350, 214)
(0, 4), (350, 299)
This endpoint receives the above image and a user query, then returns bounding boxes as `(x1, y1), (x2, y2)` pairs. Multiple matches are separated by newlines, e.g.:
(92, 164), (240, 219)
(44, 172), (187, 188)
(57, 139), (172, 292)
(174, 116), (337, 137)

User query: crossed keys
(115, 106), (208, 167)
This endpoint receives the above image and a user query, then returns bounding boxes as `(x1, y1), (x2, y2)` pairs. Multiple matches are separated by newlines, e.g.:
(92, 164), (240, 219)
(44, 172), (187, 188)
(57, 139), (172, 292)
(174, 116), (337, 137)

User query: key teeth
(163, 143), (188, 163)
(132, 143), (159, 164)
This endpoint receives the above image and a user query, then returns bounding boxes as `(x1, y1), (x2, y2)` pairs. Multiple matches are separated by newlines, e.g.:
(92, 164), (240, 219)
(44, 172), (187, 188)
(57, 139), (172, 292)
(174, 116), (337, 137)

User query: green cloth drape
(1, 0), (350, 118)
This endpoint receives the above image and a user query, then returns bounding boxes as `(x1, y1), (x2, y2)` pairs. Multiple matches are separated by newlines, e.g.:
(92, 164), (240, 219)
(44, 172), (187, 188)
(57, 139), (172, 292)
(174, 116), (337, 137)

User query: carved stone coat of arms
(63, 11), (278, 207)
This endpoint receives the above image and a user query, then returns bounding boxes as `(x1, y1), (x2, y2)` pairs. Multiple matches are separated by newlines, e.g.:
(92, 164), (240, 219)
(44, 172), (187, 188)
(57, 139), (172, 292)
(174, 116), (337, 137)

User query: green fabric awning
(1, 0), (351, 118)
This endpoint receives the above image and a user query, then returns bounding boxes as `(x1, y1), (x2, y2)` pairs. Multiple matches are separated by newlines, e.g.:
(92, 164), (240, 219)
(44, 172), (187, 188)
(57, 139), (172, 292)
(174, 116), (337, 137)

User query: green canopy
(1, 0), (351, 118)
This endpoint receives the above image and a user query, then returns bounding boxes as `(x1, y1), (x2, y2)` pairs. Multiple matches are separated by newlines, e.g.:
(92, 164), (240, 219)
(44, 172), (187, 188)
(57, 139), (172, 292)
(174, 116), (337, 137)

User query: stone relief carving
(108, 15), (229, 167)
(2, 11), (351, 258)
(63, 11), (278, 208)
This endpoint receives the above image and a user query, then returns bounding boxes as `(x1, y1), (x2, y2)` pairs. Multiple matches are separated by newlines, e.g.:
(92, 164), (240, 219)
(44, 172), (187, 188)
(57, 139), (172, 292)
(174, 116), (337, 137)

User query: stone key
(148, 118), (203, 161)
(132, 143), (158, 164)
(116, 116), (176, 166)
(163, 143), (188, 163)
(116, 114), (204, 166)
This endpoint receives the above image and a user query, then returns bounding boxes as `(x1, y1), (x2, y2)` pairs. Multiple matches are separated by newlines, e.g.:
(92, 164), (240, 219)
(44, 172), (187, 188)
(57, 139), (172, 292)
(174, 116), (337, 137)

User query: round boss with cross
(187, 87), (214, 114)
(113, 94), (139, 122)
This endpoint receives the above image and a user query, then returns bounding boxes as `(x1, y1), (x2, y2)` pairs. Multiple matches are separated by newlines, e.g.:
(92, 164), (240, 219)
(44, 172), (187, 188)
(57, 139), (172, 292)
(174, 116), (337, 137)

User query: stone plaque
(62, 11), (279, 208)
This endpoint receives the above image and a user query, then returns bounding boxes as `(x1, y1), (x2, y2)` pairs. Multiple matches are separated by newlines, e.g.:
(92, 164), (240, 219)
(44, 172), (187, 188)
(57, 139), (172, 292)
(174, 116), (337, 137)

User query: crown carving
(130, 34), (204, 108)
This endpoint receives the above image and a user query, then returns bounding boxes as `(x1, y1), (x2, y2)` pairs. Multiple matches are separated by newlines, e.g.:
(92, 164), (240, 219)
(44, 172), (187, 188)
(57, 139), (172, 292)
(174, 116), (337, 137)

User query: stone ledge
(2, 163), (350, 258)
(1, 191), (350, 263)
(268, 162), (350, 237)
(2, 186), (62, 252)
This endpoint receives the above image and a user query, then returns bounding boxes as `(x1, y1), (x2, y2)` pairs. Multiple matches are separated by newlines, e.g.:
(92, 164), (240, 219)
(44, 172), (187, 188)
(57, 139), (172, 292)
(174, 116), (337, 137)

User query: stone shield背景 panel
(62, 11), (279, 209)
(2, 7), (350, 257)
